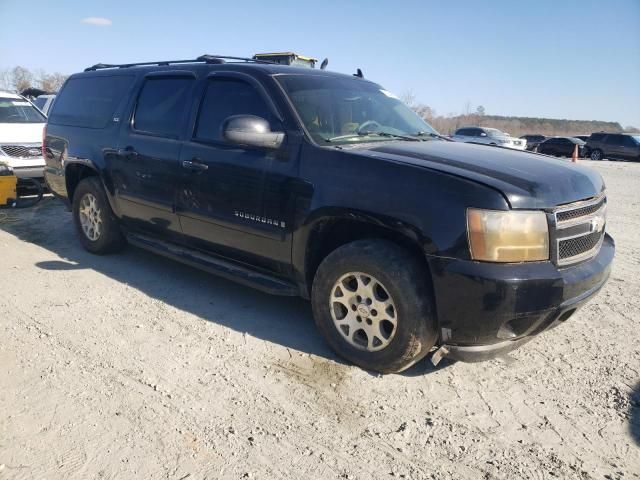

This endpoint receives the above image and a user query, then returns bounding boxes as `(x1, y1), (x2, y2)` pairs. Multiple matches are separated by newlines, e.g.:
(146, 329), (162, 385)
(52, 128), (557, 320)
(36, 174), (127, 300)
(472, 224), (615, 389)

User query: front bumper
(12, 165), (45, 179)
(427, 233), (614, 362)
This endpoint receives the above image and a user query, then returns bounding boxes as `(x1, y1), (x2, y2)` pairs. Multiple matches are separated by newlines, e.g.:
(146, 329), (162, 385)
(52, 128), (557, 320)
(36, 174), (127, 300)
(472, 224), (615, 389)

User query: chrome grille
(0, 144), (42, 158)
(556, 196), (606, 222)
(554, 194), (606, 266)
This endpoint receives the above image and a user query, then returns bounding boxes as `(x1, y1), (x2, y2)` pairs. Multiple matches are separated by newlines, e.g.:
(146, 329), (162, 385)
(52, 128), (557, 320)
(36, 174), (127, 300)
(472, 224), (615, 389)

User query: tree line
(402, 92), (639, 136)
(0, 66), (69, 94)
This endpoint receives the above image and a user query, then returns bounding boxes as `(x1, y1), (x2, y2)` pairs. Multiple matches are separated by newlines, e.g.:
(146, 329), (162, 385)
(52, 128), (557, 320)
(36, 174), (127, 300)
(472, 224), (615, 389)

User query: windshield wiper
(413, 131), (454, 142)
(326, 131), (420, 143)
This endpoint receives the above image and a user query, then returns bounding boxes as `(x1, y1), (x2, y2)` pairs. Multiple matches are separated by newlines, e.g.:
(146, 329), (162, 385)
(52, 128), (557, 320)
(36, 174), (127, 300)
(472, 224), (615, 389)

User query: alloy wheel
(78, 193), (102, 241)
(329, 272), (398, 351)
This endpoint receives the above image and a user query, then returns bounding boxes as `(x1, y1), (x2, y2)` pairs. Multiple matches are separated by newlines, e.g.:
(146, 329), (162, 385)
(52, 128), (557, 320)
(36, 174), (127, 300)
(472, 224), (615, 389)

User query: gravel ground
(0, 160), (638, 480)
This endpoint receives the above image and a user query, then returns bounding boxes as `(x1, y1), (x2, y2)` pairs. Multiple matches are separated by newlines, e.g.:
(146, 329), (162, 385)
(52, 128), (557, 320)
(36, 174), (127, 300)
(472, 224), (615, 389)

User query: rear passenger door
(604, 134), (623, 160)
(112, 72), (195, 238)
(176, 74), (293, 272)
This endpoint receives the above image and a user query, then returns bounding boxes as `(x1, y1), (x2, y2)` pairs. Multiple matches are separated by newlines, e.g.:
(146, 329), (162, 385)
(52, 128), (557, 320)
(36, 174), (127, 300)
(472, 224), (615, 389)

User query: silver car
(452, 126), (527, 150)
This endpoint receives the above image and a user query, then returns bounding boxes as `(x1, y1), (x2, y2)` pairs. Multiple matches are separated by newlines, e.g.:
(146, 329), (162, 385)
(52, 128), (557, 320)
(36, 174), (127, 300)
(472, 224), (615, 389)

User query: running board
(126, 233), (299, 296)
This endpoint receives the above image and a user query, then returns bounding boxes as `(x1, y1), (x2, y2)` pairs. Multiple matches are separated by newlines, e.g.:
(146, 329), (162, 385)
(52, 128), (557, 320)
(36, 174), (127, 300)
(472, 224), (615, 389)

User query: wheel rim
(329, 272), (398, 352)
(591, 150), (601, 160)
(78, 193), (102, 241)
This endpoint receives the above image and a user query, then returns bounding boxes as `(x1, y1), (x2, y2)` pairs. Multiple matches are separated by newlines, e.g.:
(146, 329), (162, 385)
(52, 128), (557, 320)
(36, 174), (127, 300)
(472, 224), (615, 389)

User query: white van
(0, 91), (47, 179)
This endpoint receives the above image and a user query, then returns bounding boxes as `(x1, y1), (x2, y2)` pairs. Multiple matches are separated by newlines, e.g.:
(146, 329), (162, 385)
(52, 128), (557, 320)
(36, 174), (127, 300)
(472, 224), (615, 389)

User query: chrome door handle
(182, 159), (208, 171)
(117, 147), (138, 158)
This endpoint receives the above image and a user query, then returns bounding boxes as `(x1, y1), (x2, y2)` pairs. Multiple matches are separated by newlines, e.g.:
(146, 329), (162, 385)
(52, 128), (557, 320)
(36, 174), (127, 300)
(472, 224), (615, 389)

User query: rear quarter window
(48, 75), (134, 128)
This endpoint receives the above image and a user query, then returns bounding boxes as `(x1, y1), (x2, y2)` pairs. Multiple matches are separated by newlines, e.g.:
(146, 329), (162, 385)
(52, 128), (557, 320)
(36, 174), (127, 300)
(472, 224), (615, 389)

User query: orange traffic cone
(572, 144), (578, 163)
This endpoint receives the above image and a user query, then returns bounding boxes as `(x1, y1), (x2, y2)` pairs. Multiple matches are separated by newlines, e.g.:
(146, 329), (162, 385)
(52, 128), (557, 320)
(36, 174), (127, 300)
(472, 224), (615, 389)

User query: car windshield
(630, 135), (640, 143)
(0, 97), (46, 123)
(485, 128), (508, 138)
(276, 75), (438, 144)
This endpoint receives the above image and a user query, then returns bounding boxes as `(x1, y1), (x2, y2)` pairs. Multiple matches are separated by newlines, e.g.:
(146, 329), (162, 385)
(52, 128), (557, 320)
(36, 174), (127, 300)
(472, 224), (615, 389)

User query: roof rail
(84, 54), (275, 72)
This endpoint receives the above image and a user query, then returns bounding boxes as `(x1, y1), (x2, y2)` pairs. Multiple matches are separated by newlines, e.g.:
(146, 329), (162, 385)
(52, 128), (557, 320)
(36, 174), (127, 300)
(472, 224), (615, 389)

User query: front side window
(622, 135), (638, 147)
(276, 75), (437, 144)
(0, 97), (46, 123)
(195, 78), (274, 142)
(134, 77), (194, 137)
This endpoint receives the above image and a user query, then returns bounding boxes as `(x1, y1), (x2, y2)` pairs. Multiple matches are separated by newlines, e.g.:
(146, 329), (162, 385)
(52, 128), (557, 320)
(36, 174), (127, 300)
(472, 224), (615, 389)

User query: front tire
(311, 239), (437, 373)
(72, 177), (126, 254)
(590, 149), (603, 161)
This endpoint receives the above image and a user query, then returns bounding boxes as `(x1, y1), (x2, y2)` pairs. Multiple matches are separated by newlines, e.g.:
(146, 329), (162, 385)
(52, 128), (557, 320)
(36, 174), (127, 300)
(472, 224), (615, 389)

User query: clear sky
(1, 0), (639, 127)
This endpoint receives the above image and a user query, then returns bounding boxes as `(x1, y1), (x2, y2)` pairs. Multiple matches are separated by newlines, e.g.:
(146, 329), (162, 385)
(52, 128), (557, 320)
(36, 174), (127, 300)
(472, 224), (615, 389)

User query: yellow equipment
(0, 163), (17, 206)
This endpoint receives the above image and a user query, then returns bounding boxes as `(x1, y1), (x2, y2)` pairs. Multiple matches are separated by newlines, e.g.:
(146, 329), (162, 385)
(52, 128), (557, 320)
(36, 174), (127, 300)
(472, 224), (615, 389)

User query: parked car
(33, 94), (56, 116)
(43, 55), (614, 373)
(573, 135), (590, 142)
(0, 91), (47, 182)
(585, 132), (640, 161)
(520, 134), (546, 151)
(452, 127), (526, 150)
(536, 136), (586, 157)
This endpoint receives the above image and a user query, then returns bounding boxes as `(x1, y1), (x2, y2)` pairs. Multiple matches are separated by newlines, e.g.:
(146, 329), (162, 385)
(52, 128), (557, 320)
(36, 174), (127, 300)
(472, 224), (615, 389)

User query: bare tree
(400, 90), (417, 108)
(476, 105), (486, 116)
(38, 72), (68, 92)
(10, 66), (34, 92)
(0, 69), (12, 91)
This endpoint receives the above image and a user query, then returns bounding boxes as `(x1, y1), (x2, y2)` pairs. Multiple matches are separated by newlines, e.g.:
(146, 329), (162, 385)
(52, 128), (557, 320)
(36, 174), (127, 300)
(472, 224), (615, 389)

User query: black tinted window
(605, 135), (621, 145)
(455, 128), (470, 136)
(622, 136), (636, 147)
(49, 76), (134, 128)
(590, 133), (606, 141)
(134, 77), (194, 137)
(195, 78), (273, 142)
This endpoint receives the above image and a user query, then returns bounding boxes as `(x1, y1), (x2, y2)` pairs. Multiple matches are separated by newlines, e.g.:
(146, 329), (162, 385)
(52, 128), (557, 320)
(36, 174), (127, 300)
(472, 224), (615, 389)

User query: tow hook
(431, 345), (450, 366)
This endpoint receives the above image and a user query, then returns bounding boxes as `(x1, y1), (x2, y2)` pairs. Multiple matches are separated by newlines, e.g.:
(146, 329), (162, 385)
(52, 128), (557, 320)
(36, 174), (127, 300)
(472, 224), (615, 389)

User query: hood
(0, 122), (45, 143)
(353, 140), (604, 209)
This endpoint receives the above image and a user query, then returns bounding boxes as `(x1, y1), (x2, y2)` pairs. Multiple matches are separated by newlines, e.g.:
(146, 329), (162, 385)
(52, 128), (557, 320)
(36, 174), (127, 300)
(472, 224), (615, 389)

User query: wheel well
(65, 164), (98, 202)
(304, 218), (429, 296)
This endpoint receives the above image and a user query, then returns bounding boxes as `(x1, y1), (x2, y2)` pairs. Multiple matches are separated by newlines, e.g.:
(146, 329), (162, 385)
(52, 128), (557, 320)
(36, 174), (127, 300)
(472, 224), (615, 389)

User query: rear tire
(590, 149), (603, 161)
(311, 239), (437, 373)
(72, 177), (126, 254)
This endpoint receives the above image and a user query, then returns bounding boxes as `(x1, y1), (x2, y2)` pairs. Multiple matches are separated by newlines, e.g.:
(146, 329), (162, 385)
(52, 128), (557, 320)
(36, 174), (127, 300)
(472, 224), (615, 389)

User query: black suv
(43, 55), (615, 373)
(585, 132), (640, 161)
(520, 134), (547, 151)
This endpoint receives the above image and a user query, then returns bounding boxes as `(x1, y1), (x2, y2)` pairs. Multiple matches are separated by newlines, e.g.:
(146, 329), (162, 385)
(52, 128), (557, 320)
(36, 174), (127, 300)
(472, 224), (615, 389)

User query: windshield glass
(485, 128), (508, 138)
(631, 135), (640, 143)
(276, 75), (437, 144)
(0, 97), (46, 123)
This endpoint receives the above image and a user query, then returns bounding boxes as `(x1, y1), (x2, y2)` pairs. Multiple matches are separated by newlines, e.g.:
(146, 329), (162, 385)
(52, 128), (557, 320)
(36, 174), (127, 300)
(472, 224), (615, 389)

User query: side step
(126, 233), (300, 297)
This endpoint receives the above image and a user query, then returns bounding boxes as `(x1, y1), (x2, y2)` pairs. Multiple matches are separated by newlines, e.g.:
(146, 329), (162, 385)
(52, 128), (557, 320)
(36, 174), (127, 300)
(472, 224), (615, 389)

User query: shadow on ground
(1, 197), (446, 375)
(631, 382), (640, 446)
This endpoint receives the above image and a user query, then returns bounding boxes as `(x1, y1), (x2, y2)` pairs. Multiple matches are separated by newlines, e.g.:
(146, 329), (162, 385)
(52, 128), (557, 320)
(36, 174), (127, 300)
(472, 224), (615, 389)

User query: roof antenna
(354, 68), (364, 78)
(320, 58), (328, 70)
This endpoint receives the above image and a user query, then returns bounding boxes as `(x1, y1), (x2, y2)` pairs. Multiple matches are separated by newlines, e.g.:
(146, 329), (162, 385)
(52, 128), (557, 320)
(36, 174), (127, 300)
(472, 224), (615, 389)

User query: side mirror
(222, 115), (285, 149)
(479, 132), (487, 137)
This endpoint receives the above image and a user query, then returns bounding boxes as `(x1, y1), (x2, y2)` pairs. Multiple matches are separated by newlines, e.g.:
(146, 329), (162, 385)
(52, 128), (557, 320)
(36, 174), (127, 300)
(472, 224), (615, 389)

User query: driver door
(176, 74), (294, 272)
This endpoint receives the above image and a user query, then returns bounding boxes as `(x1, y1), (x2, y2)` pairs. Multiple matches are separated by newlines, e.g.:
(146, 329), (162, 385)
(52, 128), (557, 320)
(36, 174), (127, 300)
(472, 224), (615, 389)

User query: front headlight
(467, 209), (549, 262)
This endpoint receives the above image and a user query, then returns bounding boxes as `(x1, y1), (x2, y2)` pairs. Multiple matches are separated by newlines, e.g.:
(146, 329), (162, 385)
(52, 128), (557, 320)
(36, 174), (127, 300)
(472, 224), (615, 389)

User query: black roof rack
(84, 54), (275, 72)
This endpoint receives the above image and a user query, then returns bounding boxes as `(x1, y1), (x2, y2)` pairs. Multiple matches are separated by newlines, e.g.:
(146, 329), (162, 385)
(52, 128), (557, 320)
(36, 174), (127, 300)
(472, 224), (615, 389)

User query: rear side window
(133, 77), (194, 137)
(605, 135), (621, 145)
(456, 128), (471, 136)
(590, 133), (606, 141)
(49, 75), (134, 128)
(195, 78), (273, 142)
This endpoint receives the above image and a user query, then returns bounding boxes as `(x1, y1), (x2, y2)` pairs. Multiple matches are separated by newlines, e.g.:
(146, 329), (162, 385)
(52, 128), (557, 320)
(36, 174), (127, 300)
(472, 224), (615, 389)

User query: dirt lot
(0, 160), (638, 480)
